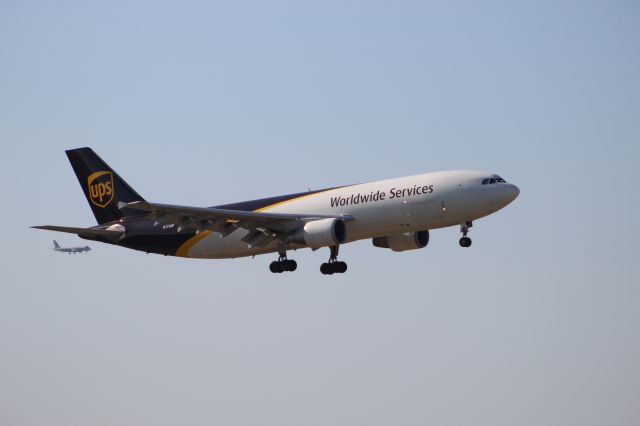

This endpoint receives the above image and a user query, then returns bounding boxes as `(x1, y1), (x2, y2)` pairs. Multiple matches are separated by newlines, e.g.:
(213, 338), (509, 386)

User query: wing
(120, 201), (353, 248)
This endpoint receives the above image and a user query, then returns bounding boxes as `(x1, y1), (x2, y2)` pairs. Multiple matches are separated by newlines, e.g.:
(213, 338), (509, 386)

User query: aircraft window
(483, 177), (507, 185)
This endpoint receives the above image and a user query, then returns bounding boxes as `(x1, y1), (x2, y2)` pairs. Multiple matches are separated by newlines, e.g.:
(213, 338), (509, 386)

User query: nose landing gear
(320, 245), (347, 275)
(459, 221), (473, 247)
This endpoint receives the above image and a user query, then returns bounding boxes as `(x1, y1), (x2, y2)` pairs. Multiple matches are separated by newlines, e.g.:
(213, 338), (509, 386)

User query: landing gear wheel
(270, 261), (283, 273)
(459, 237), (472, 248)
(284, 259), (297, 272)
(320, 263), (333, 275)
(335, 261), (347, 273)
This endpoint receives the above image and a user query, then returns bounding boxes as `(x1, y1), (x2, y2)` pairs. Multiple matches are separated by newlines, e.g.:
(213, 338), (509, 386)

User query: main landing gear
(320, 245), (347, 275)
(459, 221), (472, 248)
(268, 241), (348, 275)
(269, 240), (297, 273)
(270, 257), (297, 273)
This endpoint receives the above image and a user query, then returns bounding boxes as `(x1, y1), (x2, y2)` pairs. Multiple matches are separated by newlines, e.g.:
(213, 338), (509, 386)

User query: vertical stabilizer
(65, 148), (146, 225)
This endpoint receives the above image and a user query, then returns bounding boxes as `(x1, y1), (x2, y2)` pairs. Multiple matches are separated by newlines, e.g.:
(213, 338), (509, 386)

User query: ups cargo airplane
(32, 148), (519, 275)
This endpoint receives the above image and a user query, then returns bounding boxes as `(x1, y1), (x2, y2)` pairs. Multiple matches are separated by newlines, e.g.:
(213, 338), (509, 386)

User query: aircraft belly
(185, 229), (277, 259)
(183, 231), (229, 259)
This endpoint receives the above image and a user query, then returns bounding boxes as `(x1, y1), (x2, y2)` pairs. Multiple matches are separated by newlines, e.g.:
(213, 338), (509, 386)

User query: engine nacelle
(291, 218), (347, 249)
(372, 230), (429, 252)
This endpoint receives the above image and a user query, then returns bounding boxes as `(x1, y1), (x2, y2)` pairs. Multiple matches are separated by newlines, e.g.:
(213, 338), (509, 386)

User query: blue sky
(1, 1), (639, 425)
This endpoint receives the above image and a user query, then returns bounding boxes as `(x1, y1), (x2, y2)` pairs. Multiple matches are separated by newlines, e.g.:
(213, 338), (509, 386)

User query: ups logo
(87, 171), (114, 208)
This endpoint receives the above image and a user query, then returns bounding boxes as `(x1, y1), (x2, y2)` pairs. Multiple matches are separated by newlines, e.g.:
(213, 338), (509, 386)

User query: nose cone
(503, 184), (520, 205)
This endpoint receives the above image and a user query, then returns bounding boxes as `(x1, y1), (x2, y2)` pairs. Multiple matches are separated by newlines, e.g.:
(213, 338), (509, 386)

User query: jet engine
(372, 230), (429, 252)
(291, 218), (347, 249)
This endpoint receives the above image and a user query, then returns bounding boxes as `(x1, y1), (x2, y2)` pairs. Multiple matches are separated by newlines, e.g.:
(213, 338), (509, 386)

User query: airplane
(53, 240), (91, 254)
(32, 148), (519, 274)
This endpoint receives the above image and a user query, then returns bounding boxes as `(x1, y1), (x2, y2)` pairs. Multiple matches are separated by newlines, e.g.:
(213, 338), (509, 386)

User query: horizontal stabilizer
(32, 225), (123, 240)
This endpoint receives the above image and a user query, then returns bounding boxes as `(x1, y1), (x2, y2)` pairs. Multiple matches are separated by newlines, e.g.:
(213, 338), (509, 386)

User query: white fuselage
(181, 170), (519, 259)
(54, 246), (90, 254)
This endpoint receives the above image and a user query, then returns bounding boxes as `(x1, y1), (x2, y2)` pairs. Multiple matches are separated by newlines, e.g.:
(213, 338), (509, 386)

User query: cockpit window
(482, 176), (507, 185)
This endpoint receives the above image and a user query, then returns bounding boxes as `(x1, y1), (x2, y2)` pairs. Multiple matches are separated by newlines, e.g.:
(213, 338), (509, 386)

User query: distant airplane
(33, 148), (519, 274)
(53, 240), (91, 254)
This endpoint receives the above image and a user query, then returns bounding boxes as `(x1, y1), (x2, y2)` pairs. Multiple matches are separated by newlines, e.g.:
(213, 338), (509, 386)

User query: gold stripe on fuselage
(176, 230), (212, 257)
(254, 187), (347, 212)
